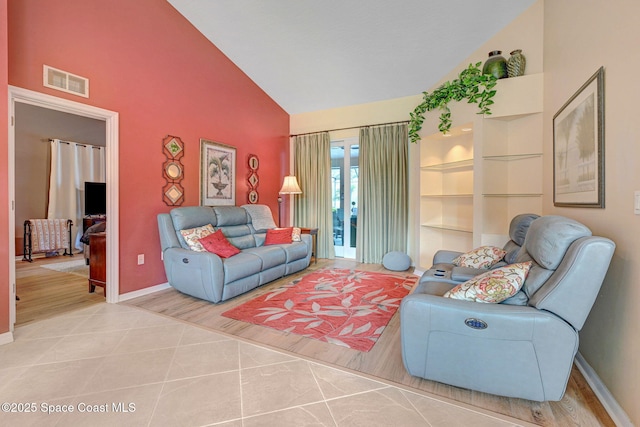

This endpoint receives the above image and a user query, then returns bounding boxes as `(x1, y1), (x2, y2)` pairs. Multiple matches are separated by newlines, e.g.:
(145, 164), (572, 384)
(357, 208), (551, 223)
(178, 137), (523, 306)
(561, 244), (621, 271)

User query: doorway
(14, 104), (106, 325)
(8, 86), (120, 331)
(331, 137), (358, 259)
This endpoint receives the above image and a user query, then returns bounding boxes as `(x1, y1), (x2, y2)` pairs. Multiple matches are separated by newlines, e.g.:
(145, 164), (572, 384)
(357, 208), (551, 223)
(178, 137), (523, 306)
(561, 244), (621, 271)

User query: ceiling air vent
(43, 65), (89, 98)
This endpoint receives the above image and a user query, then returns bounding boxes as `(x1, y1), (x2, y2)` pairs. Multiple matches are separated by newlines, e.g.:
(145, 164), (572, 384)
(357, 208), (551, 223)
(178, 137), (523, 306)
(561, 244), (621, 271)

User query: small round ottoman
(382, 251), (411, 271)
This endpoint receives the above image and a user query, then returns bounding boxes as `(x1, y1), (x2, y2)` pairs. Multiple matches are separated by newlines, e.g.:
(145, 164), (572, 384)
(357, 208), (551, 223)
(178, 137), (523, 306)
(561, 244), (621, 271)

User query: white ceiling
(168, 0), (536, 115)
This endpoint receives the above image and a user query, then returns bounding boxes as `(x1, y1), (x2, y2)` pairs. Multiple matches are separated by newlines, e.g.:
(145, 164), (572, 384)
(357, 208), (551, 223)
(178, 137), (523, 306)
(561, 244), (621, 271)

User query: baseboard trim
(118, 282), (171, 302)
(0, 331), (15, 346)
(575, 352), (633, 427)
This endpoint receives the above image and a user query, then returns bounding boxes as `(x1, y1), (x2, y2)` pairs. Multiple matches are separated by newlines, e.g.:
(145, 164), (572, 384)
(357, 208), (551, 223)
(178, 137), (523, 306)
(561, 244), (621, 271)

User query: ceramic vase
(507, 49), (526, 77)
(482, 50), (508, 79)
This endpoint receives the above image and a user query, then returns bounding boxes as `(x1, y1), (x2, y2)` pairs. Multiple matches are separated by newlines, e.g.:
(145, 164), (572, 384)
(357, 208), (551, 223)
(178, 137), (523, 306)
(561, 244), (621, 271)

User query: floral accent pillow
(444, 261), (533, 303)
(292, 227), (302, 242)
(179, 224), (215, 252)
(452, 246), (507, 269)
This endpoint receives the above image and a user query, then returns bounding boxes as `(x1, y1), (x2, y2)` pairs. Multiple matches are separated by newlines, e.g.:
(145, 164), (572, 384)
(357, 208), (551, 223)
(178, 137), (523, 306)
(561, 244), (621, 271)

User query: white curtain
(293, 132), (335, 259)
(47, 139), (106, 250)
(357, 124), (409, 263)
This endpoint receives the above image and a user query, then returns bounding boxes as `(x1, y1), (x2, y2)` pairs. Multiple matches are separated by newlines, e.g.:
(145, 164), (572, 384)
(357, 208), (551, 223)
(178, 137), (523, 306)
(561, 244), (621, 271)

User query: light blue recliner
(401, 215), (615, 401)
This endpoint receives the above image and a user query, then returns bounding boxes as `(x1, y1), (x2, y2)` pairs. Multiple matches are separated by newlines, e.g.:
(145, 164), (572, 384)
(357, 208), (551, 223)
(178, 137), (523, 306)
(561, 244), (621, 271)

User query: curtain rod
(47, 138), (104, 148)
(289, 120), (409, 138)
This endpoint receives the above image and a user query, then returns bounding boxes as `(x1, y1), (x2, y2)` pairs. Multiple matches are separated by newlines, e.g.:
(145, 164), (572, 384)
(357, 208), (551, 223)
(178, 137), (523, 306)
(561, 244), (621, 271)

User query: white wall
(544, 1), (639, 424)
(426, 2), (543, 92)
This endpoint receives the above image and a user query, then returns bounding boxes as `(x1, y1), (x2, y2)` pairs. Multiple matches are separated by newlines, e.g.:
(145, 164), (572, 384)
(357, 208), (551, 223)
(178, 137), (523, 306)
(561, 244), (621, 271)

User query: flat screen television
(84, 182), (106, 216)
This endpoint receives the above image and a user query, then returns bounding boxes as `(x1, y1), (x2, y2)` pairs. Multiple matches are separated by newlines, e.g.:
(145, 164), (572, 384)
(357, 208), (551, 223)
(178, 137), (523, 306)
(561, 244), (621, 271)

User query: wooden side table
(89, 232), (106, 294)
(300, 227), (318, 264)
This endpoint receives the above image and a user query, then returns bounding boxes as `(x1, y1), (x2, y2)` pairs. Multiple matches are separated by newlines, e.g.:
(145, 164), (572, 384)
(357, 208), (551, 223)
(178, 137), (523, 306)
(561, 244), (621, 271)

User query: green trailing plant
(409, 62), (498, 143)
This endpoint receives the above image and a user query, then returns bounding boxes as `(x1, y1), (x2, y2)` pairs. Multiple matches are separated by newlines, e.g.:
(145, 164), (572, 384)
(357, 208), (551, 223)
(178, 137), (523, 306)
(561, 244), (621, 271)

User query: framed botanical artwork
(553, 67), (605, 208)
(200, 139), (236, 206)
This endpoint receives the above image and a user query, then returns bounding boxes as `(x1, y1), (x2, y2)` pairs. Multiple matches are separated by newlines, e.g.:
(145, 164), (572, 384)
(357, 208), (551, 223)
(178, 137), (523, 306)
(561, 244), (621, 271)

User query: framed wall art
(553, 66), (605, 208)
(200, 139), (236, 206)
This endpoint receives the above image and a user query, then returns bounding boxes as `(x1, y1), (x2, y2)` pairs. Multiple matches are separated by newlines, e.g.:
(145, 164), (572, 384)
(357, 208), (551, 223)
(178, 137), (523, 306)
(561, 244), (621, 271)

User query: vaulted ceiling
(168, 0), (537, 114)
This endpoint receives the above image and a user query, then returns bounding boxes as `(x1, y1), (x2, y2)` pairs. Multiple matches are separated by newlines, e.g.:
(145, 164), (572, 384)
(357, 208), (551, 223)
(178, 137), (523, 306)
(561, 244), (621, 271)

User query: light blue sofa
(157, 205), (312, 303)
(401, 215), (615, 401)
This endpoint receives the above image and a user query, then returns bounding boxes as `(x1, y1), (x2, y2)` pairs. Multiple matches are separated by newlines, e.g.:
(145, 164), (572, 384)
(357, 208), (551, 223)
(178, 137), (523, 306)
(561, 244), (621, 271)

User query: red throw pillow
(264, 227), (293, 245)
(199, 230), (240, 258)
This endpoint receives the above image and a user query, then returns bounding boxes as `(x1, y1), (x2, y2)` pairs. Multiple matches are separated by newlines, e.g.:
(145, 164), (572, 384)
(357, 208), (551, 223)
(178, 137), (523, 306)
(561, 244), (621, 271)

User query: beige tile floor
(0, 303), (529, 426)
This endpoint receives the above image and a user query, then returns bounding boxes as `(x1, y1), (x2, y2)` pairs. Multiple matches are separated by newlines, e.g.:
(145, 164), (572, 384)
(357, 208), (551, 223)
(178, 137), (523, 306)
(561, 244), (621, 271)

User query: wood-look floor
(123, 258), (615, 427)
(15, 255), (104, 326)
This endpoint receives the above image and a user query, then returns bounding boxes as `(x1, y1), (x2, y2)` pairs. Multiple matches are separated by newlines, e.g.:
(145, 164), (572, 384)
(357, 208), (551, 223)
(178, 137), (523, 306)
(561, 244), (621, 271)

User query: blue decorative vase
(482, 50), (508, 79)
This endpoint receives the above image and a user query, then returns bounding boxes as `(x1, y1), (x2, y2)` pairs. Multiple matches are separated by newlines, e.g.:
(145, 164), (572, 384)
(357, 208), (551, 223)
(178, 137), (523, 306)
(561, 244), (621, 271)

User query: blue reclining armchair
(400, 215), (615, 401)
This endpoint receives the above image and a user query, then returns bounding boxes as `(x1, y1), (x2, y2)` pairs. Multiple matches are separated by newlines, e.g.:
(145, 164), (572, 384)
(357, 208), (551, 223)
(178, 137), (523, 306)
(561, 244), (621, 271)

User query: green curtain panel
(293, 132), (335, 259)
(357, 124), (409, 263)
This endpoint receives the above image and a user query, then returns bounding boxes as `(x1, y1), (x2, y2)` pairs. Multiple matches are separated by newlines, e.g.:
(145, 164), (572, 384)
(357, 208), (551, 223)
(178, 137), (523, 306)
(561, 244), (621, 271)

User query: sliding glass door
(331, 138), (358, 258)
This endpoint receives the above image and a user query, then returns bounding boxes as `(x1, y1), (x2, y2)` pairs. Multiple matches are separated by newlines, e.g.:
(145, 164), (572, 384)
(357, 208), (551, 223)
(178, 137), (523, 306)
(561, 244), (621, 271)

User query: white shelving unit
(418, 74), (543, 269)
(419, 122), (475, 267)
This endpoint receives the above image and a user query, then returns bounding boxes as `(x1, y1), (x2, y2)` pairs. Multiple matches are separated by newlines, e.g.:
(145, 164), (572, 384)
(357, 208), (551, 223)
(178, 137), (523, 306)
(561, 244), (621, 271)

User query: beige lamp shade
(279, 175), (302, 194)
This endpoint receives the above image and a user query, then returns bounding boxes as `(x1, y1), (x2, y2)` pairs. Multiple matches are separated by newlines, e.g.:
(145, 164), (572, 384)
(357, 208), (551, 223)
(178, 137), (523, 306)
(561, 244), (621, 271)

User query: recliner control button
(464, 318), (487, 329)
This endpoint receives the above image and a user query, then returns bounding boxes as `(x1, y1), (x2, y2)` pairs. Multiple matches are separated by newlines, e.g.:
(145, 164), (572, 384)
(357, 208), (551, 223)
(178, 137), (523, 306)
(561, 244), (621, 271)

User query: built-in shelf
(417, 74), (544, 270)
(420, 159), (473, 171)
(483, 193), (542, 197)
(421, 223), (473, 233)
(483, 153), (542, 161)
(421, 194), (473, 198)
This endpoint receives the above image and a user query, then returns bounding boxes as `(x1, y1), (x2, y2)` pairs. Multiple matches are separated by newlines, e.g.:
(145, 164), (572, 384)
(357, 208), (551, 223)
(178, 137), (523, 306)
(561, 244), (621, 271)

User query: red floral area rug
(221, 268), (418, 352)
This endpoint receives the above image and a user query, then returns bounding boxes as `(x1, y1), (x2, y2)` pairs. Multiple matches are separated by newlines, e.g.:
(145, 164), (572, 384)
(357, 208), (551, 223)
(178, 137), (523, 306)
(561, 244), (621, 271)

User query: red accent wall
(7, 0), (290, 296)
(0, 0), (9, 334)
